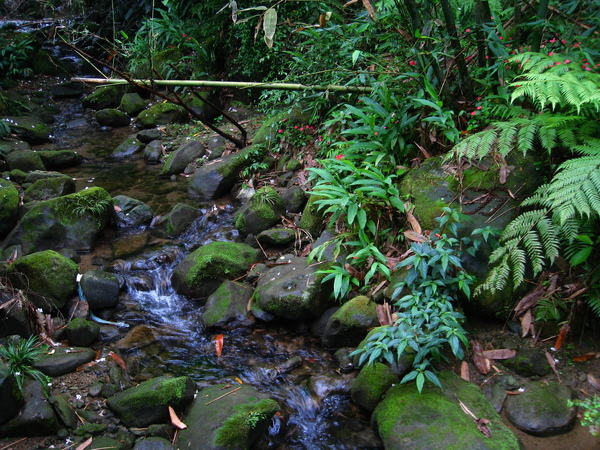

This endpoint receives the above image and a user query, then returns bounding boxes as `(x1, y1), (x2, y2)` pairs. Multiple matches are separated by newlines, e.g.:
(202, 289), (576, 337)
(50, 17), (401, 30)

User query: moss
(0, 180), (19, 234)
(215, 398), (279, 448)
(73, 422), (108, 436)
(185, 242), (260, 286)
(299, 194), (326, 237)
(333, 296), (376, 330)
(351, 362), (399, 411)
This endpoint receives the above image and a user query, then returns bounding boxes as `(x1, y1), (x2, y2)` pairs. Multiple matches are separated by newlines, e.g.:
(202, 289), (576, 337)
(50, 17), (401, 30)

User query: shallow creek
(36, 94), (380, 449)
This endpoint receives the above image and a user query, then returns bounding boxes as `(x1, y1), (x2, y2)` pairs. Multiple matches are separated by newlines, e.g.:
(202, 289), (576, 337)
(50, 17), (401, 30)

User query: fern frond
(586, 296), (600, 319)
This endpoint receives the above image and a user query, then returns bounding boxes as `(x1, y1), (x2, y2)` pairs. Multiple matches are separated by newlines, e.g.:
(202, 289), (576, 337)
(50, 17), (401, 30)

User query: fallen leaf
(506, 390), (522, 395)
(573, 353), (600, 362)
(76, 437), (93, 450)
(404, 230), (427, 243)
(215, 334), (224, 358)
(460, 361), (470, 382)
(520, 309), (532, 338)
(587, 373), (600, 391)
(76, 361), (98, 372)
(168, 406), (187, 429)
(554, 323), (570, 350)
(471, 340), (491, 375)
(545, 351), (561, 382)
(114, 205), (122, 212)
(108, 351), (127, 371)
(476, 417), (492, 438)
(482, 349), (516, 360)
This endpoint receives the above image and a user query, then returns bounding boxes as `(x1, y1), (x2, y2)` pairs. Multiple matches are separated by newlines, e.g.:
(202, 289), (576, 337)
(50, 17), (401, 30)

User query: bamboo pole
(70, 77), (374, 93)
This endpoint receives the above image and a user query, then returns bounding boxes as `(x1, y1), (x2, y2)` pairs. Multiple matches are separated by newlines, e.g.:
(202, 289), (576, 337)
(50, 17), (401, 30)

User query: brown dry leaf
(572, 353), (600, 362)
(476, 418), (492, 438)
(587, 373), (600, 391)
(76, 361), (98, 372)
(520, 309), (532, 338)
(114, 205), (122, 212)
(169, 406), (187, 429)
(108, 351), (127, 371)
(76, 437), (93, 450)
(471, 340), (491, 375)
(376, 303), (393, 326)
(460, 361), (470, 382)
(482, 349), (516, 360)
(405, 209), (422, 234)
(554, 323), (570, 350)
(361, 0), (376, 19)
(404, 230), (427, 243)
(215, 334), (224, 358)
(512, 282), (546, 317)
(506, 390), (522, 395)
(545, 351), (561, 382)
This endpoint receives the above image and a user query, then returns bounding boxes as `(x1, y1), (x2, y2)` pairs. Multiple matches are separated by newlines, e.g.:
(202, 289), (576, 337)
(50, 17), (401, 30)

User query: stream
(34, 85), (381, 449)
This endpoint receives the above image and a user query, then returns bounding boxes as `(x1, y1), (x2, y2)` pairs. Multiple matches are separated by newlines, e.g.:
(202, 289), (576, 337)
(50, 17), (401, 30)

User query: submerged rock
(106, 376), (196, 428)
(176, 384), (279, 450)
(112, 136), (144, 158)
(371, 371), (521, 449)
(4, 116), (52, 144)
(37, 150), (83, 169)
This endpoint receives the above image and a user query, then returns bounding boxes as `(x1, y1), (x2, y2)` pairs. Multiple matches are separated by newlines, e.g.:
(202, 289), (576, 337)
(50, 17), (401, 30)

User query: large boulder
(106, 376), (195, 428)
(171, 242), (261, 299)
(95, 108), (131, 127)
(112, 195), (154, 228)
(33, 346), (96, 377)
(160, 140), (205, 176)
(0, 381), (59, 437)
(23, 174), (75, 202)
(201, 280), (255, 329)
(176, 384), (279, 450)
(4, 117), (52, 144)
(188, 146), (254, 199)
(1, 187), (113, 255)
(371, 371), (521, 449)
(254, 256), (333, 320)
(5, 149), (45, 172)
(350, 362), (399, 412)
(119, 92), (147, 116)
(504, 381), (577, 436)
(82, 85), (126, 110)
(321, 295), (378, 349)
(80, 270), (120, 311)
(151, 203), (201, 237)
(235, 187), (285, 237)
(137, 103), (187, 128)
(5, 250), (78, 311)
(36, 150), (83, 169)
(0, 179), (19, 237)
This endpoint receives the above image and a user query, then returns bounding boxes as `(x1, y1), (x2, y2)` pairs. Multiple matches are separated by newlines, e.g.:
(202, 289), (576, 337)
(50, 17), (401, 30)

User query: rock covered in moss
(501, 349), (550, 377)
(256, 228), (296, 246)
(32, 49), (69, 77)
(235, 187), (285, 237)
(36, 150), (83, 169)
(106, 376), (195, 428)
(299, 194), (326, 238)
(372, 371), (521, 449)
(82, 85), (126, 110)
(281, 185), (307, 213)
(0, 179), (19, 237)
(254, 256), (333, 320)
(160, 140), (205, 176)
(5, 250), (78, 311)
(65, 318), (100, 346)
(23, 174), (75, 202)
(322, 295), (378, 349)
(112, 195), (154, 228)
(3, 117), (52, 144)
(201, 280), (255, 329)
(137, 103), (187, 128)
(504, 381), (577, 436)
(151, 203), (201, 237)
(144, 139), (163, 164)
(1, 187), (113, 255)
(119, 92), (147, 116)
(95, 108), (131, 127)
(5, 149), (45, 172)
(111, 136), (144, 158)
(351, 363), (399, 412)
(176, 384), (279, 450)
(171, 241), (261, 299)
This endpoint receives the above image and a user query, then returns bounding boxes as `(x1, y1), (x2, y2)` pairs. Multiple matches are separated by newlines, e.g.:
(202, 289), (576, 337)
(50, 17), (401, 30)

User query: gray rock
(256, 228), (296, 246)
(4, 116), (52, 144)
(137, 128), (164, 143)
(151, 203), (201, 237)
(0, 381), (59, 437)
(372, 371), (521, 449)
(0, 292), (33, 338)
(37, 150), (83, 169)
(281, 185), (307, 213)
(33, 346), (96, 377)
(5, 149), (45, 172)
(48, 393), (79, 429)
(201, 280), (255, 329)
(501, 349), (551, 377)
(112, 136), (144, 158)
(504, 381), (577, 436)
(80, 270), (120, 311)
(66, 318), (100, 346)
(161, 140), (205, 176)
(0, 362), (22, 426)
(112, 195), (154, 228)
(322, 295), (378, 349)
(133, 437), (175, 450)
(144, 140), (163, 164)
(106, 376), (195, 428)
(50, 82), (84, 98)
(176, 384), (279, 450)
(254, 256), (333, 320)
(25, 170), (72, 183)
(23, 175), (75, 202)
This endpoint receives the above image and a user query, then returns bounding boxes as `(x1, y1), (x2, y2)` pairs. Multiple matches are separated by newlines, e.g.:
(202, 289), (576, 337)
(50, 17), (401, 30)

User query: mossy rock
(256, 228), (296, 246)
(171, 241), (261, 299)
(152, 203), (201, 238)
(201, 280), (255, 329)
(4, 117), (52, 144)
(65, 317), (100, 347)
(36, 150), (83, 169)
(82, 85), (126, 110)
(5, 149), (45, 172)
(176, 384), (279, 450)
(350, 362), (399, 412)
(23, 174), (75, 203)
(137, 103), (187, 128)
(119, 92), (147, 116)
(235, 187), (285, 237)
(299, 194), (326, 238)
(5, 250), (78, 311)
(95, 108), (131, 127)
(0, 179), (19, 237)
(322, 295), (379, 348)
(1, 186), (113, 255)
(372, 371), (521, 449)
(106, 376), (196, 428)
(32, 49), (70, 77)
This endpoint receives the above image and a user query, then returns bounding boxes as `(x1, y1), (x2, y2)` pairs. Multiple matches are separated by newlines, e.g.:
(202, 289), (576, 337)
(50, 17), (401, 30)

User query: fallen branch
(205, 386), (242, 405)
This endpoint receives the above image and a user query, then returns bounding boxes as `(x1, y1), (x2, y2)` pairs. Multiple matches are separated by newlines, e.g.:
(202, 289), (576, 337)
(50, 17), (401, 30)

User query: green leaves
(263, 8), (277, 49)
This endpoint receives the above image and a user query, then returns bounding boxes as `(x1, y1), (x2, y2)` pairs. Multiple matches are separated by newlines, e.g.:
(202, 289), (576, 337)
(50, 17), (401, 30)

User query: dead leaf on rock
(169, 406), (187, 429)
(460, 361), (470, 382)
(482, 349), (516, 360)
(545, 351), (561, 382)
(587, 373), (600, 391)
(76, 437), (93, 450)
(471, 340), (491, 375)
(109, 351), (127, 371)
(572, 353), (600, 362)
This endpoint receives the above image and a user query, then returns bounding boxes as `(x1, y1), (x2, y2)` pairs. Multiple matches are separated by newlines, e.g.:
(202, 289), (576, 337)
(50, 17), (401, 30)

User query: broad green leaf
(352, 50), (361, 66)
(263, 8), (277, 48)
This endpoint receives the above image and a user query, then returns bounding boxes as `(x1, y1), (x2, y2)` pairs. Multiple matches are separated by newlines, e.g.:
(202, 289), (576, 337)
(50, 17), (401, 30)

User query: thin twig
(205, 386), (242, 405)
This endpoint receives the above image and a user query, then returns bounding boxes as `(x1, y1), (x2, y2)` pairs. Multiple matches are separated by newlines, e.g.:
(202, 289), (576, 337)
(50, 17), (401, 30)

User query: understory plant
(450, 51), (600, 318)
(351, 209), (491, 392)
(568, 395), (600, 437)
(0, 335), (51, 395)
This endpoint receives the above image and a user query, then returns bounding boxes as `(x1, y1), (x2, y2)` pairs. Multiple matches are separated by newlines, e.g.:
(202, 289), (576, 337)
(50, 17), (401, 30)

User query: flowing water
(33, 88), (382, 449)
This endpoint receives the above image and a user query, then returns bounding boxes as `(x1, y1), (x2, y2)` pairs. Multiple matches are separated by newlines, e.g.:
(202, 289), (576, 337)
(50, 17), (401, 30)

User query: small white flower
(518, 388), (524, 392)
(76, 394), (82, 400)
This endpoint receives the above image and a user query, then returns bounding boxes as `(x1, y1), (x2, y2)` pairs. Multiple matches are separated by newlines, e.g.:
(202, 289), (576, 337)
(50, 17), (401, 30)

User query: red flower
(409, 61), (417, 66)
(335, 155), (344, 160)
